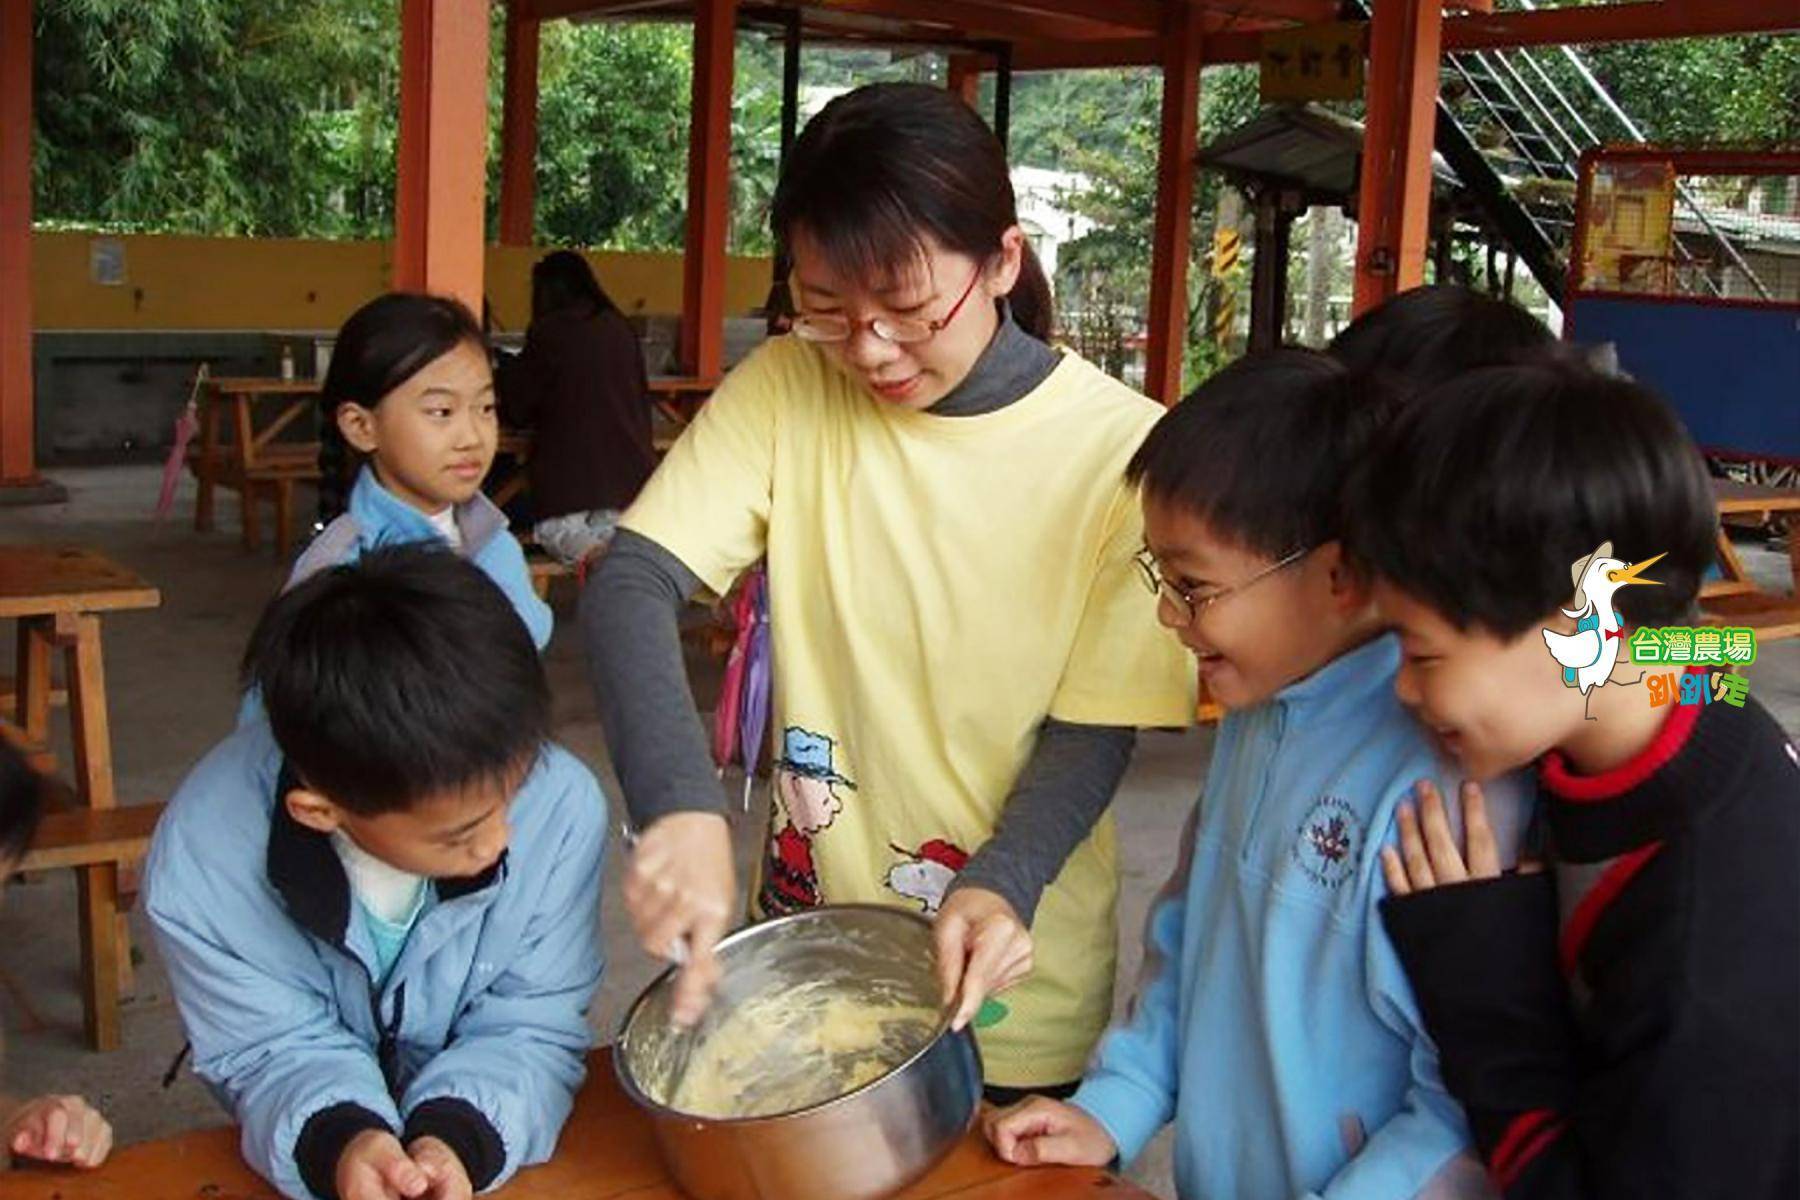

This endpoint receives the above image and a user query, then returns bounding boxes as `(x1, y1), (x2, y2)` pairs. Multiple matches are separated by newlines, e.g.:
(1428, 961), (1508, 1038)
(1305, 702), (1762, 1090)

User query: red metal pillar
(681, 0), (737, 381)
(947, 54), (982, 108)
(393, 0), (490, 315)
(498, 5), (541, 247)
(1352, 0), (1443, 315)
(1, 0), (38, 489)
(1144, 5), (1204, 406)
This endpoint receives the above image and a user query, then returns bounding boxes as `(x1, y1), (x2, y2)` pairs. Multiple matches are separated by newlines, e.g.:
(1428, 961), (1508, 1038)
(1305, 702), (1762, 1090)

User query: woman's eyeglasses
(790, 269), (982, 346)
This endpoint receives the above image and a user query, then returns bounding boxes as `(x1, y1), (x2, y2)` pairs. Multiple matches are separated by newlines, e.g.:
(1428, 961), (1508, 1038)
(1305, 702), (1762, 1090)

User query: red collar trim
(1539, 670), (1705, 802)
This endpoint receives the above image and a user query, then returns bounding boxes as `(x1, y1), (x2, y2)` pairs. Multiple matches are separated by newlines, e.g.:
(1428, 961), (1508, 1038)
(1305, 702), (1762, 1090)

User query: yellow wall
(32, 231), (774, 331)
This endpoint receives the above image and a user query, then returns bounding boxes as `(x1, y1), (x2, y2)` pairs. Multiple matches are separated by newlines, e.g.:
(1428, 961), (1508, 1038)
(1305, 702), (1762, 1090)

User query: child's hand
(983, 1097), (1116, 1167)
(935, 886), (1033, 1032)
(407, 1136), (473, 1200)
(1382, 779), (1501, 896)
(5, 1093), (113, 1168)
(337, 1129), (431, 1200)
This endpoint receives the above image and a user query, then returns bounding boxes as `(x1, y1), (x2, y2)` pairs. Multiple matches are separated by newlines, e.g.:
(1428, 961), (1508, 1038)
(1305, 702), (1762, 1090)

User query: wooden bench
(2, 546), (163, 1051)
(7, 803), (166, 1049)
(15, 803), (163, 874)
(190, 378), (324, 560)
(1703, 481), (1800, 643)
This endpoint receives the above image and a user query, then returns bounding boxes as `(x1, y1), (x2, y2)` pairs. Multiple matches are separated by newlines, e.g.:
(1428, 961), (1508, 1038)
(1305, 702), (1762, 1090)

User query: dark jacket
(498, 305), (656, 520)
(1381, 685), (1800, 1199)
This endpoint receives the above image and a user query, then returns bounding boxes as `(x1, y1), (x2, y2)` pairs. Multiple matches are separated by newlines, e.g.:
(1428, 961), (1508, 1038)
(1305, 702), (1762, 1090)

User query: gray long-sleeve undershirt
(581, 308), (1139, 926)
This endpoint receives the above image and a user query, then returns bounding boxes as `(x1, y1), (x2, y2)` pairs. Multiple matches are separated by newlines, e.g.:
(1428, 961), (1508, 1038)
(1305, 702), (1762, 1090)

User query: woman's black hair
(771, 82), (1055, 341)
(315, 293), (485, 526)
(1328, 284), (1555, 392)
(0, 739), (49, 867)
(1343, 359), (1717, 637)
(531, 250), (616, 323)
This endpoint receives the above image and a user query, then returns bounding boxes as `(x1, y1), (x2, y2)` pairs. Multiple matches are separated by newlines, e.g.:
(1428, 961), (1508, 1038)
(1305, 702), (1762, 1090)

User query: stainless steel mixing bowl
(615, 905), (984, 1200)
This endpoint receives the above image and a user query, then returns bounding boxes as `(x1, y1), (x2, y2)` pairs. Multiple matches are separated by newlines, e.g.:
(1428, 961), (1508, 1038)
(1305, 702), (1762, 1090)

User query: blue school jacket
(1072, 634), (1528, 1200)
(293, 466), (552, 650)
(144, 720), (607, 1199)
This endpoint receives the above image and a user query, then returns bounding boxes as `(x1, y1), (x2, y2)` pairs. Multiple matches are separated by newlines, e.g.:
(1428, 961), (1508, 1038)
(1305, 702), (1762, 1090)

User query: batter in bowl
(663, 980), (939, 1118)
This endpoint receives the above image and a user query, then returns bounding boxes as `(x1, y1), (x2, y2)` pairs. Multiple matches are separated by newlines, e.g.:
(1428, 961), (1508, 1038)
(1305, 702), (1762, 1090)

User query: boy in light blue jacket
(986, 351), (1521, 1198)
(147, 546), (604, 1200)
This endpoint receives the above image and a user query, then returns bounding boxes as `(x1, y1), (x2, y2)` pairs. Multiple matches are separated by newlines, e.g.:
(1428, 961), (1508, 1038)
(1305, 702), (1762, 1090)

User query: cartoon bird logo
(1542, 541), (1664, 720)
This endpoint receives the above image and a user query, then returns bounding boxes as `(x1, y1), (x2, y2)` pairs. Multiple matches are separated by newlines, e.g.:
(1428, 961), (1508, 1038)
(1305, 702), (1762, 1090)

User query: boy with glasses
(986, 350), (1520, 1199)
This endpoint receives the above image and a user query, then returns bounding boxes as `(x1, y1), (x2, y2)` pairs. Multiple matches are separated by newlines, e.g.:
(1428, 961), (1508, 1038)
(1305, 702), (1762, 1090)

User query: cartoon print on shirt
(757, 727), (856, 915)
(884, 839), (971, 915)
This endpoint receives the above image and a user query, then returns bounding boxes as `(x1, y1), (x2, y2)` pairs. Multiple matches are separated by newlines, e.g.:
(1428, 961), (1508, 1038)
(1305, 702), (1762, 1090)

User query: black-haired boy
(147, 546), (607, 1200)
(1346, 359), (1799, 1197)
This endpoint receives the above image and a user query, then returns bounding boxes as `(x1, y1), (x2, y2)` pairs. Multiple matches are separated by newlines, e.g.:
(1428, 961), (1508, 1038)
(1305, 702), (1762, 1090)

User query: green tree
(35, 0), (399, 237)
(1021, 65), (1261, 386)
(531, 20), (689, 249)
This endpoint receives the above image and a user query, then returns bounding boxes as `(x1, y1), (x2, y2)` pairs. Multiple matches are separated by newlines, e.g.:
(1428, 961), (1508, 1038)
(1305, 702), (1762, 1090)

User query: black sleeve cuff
(1381, 871), (1579, 1135)
(403, 1097), (507, 1192)
(295, 1101), (395, 1200)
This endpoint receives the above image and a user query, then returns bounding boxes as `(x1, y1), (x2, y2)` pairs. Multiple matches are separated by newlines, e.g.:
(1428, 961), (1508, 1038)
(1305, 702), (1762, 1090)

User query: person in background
(308, 292), (551, 650)
(0, 742), (113, 1172)
(498, 251), (657, 569)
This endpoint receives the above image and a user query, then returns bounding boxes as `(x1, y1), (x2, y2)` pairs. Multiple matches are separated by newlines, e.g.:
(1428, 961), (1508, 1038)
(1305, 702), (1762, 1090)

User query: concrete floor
(3, 465), (1797, 1198)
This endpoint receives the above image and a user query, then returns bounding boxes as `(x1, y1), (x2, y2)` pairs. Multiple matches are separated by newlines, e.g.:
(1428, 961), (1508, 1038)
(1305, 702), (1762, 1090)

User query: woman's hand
(934, 886), (1033, 1031)
(983, 1097), (1116, 1167)
(5, 1094), (112, 1168)
(1381, 779), (1503, 896)
(622, 812), (736, 1026)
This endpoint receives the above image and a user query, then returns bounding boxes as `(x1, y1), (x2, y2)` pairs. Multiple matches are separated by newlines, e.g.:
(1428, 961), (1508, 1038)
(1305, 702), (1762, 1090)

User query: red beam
(947, 53), (983, 105)
(393, 0), (491, 314)
(499, 6), (541, 246)
(1017, 1), (1798, 71)
(524, 0), (677, 18)
(973, 0), (1159, 34)
(1196, 0), (1333, 24)
(1444, 0), (1800, 51)
(1, 0), (34, 484)
(681, 0), (736, 379)
(801, 0), (1139, 43)
(1145, 5), (1204, 407)
(1353, 0), (1442, 314)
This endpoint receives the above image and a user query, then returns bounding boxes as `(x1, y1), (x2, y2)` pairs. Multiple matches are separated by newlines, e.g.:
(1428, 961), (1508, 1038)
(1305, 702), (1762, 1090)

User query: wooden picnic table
(649, 373), (719, 429)
(0, 546), (161, 1052)
(1702, 480), (1800, 642)
(190, 376), (323, 560)
(0, 1047), (1149, 1200)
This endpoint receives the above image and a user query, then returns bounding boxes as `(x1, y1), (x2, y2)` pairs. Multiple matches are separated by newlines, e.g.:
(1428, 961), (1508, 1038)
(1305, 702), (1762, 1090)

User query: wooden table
(0, 546), (162, 1052)
(1703, 480), (1800, 642)
(649, 374), (719, 431)
(0, 1048), (1149, 1200)
(190, 377), (323, 559)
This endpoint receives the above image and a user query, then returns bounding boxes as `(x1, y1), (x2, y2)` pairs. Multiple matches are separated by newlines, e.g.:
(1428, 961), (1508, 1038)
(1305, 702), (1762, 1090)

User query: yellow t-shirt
(624, 335), (1195, 1085)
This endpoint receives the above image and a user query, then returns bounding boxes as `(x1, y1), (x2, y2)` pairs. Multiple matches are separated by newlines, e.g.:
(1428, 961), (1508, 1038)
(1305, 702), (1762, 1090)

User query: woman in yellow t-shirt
(585, 83), (1194, 1097)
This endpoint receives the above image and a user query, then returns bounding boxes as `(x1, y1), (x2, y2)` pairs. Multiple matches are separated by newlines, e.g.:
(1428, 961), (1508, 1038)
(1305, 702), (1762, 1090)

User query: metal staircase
(1354, 0), (1770, 305)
